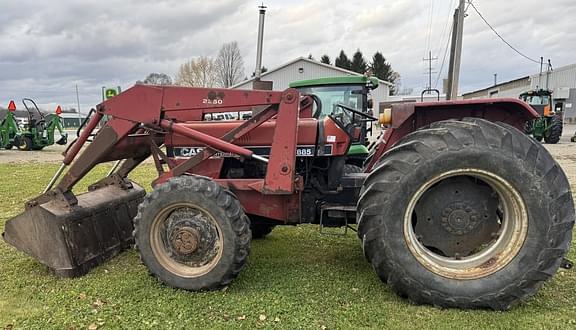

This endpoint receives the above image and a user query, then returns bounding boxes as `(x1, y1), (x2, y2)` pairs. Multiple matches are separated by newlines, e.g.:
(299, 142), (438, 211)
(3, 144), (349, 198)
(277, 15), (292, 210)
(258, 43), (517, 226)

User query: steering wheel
(301, 94), (323, 118)
(335, 102), (378, 121)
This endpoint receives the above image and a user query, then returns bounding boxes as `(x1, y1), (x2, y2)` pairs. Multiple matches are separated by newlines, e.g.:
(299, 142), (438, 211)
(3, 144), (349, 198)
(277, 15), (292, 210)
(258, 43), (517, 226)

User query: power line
(468, 1), (540, 64)
(434, 0), (456, 59)
(434, 0), (468, 89)
(434, 23), (453, 89)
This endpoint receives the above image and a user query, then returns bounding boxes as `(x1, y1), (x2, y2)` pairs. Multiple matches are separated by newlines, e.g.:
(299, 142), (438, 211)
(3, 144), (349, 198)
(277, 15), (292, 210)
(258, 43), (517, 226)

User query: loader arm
(46, 114), (67, 145)
(50, 85), (305, 196)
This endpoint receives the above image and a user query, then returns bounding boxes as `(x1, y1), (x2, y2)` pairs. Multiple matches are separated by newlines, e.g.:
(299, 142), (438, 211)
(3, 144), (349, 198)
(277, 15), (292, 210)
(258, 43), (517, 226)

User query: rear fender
(367, 98), (538, 171)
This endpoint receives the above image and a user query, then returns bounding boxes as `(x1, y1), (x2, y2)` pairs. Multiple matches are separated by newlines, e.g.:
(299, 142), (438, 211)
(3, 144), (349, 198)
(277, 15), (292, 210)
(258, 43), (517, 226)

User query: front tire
(358, 118), (574, 309)
(134, 176), (251, 291)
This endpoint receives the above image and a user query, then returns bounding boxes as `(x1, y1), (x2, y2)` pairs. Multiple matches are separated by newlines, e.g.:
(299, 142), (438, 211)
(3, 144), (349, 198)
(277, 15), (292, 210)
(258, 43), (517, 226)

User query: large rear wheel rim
(150, 202), (224, 278)
(404, 168), (528, 279)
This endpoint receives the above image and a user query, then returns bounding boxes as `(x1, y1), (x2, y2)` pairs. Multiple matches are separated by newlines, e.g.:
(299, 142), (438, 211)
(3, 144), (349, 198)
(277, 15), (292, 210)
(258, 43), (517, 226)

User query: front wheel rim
(404, 169), (528, 280)
(150, 203), (223, 278)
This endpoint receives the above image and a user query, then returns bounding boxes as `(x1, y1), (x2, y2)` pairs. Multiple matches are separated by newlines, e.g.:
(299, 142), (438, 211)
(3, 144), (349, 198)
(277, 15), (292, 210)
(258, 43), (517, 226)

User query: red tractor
(3, 85), (574, 310)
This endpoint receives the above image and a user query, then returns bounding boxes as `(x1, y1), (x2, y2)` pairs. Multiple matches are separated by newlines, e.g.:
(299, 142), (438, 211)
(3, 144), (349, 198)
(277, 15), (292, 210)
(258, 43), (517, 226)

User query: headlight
(379, 108), (392, 125)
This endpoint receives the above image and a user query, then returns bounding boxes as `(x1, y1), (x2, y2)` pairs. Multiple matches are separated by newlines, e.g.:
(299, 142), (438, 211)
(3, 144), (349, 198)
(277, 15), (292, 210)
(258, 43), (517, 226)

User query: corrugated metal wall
(462, 77), (530, 99)
(234, 59), (390, 105)
(530, 64), (576, 90)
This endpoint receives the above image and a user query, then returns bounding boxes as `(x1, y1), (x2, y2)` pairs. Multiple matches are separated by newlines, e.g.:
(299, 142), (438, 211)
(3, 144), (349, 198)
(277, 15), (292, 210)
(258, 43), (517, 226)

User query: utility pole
(446, 0), (465, 100)
(545, 59), (552, 90)
(423, 51), (437, 93)
(538, 57), (543, 89)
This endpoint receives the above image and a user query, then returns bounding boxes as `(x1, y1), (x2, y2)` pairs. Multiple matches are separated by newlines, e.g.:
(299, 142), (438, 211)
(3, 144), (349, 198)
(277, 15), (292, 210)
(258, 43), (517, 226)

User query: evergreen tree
(307, 53), (314, 60)
(350, 49), (368, 74)
(371, 51), (399, 94)
(335, 50), (351, 70)
(320, 55), (331, 65)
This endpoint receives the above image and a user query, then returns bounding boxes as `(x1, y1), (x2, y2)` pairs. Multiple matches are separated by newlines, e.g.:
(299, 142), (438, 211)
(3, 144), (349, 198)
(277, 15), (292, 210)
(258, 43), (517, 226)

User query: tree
(139, 73), (172, 85)
(215, 41), (245, 87)
(370, 51), (400, 95)
(307, 53), (314, 60)
(175, 56), (217, 87)
(335, 50), (351, 70)
(350, 49), (368, 74)
(320, 55), (331, 65)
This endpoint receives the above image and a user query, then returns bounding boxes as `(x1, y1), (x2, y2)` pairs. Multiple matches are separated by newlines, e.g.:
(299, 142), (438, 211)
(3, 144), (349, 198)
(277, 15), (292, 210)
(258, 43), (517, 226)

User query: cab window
(297, 85), (364, 118)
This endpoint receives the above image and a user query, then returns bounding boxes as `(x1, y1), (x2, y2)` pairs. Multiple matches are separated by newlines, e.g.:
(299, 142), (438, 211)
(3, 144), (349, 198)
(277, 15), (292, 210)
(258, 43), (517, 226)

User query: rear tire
(344, 164), (363, 174)
(544, 115), (563, 144)
(358, 118), (574, 310)
(134, 175), (251, 291)
(18, 137), (32, 151)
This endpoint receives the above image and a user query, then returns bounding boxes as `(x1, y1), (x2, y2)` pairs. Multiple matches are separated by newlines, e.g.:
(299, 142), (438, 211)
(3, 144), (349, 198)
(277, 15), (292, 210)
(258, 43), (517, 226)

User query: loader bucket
(2, 183), (145, 277)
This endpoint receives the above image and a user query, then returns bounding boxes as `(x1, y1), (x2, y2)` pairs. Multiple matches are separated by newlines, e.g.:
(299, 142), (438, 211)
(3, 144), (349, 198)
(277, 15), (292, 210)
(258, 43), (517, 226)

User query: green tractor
(289, 76), (378, 168)
(520, 89), (563, 144)
(16, 98), (68, 151)
(0, 100), (20, 149)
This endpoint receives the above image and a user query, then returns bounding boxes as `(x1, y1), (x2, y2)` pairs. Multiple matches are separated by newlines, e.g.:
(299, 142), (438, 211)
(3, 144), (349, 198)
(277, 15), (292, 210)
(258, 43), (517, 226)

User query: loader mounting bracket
(88, 174), (134, 191)
(25, 188), (78, 210)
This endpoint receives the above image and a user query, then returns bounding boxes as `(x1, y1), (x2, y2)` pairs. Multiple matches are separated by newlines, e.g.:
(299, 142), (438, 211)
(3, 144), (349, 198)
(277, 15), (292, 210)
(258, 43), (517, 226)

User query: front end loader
(3, 85), (574, 310)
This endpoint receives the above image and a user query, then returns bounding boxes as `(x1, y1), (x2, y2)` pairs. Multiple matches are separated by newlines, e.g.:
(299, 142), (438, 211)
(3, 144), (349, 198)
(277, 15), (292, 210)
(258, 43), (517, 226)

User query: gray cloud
(0, 0), (574, 111)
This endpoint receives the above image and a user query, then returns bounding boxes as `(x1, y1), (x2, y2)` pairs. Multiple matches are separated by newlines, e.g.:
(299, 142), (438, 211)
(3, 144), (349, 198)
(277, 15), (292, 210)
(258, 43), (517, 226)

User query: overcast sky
(1, 0), (575, 112)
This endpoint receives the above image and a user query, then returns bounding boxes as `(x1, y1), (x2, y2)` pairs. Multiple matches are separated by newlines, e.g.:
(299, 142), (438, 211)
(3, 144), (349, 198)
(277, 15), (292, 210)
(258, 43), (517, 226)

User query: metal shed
(232, 57), (392, 107)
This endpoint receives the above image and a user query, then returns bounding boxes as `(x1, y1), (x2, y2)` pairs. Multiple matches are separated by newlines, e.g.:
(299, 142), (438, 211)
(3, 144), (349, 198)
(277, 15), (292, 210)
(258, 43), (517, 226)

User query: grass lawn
(0, 163), (575, 329)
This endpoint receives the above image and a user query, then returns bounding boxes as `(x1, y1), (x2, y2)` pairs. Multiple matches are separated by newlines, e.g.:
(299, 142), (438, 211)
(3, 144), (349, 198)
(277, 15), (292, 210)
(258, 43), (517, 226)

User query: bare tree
(176, 56), (217, 87)
(138, 73), (173, 85)
(215, 42), (245, 88)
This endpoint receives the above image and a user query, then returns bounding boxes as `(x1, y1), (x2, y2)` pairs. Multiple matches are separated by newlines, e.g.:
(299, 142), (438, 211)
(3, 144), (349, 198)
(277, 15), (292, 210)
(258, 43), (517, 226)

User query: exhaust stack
(252, 4), (272, 90)
(254, 4), (266, 80)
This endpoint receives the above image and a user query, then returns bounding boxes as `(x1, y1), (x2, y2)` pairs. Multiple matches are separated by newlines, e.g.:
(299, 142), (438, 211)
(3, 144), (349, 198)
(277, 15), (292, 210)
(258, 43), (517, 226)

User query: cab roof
(289, 76), (379, 89)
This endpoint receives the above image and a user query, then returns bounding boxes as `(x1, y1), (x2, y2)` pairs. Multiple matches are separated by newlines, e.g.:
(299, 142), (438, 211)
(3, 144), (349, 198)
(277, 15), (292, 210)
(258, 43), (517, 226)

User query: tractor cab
(520, 89), (554, 117)
(289, 76), (379, 166)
